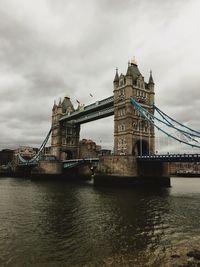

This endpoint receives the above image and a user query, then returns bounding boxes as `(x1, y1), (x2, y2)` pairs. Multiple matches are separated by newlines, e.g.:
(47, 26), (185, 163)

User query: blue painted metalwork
(17, 128), (52, 165)
(130, 97), (200, 149)
(154, 104), (200, 137)
(63, 158), (99, 169)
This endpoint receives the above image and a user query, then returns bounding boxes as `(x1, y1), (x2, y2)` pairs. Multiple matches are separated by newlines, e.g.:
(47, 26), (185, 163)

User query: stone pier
(94, 155), (170, 187)
(31, 160), (62, 179)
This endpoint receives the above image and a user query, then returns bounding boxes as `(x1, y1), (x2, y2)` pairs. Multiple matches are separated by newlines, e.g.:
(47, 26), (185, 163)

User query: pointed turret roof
(126, 62), (132, 76)
(148, 70), (154, 84)
(62, 96), (74, 113)
(52, 100), (57, 110)
(58, 98), (62, 108)
(126, 58), (141, 82)
(114, 68), (119, 82)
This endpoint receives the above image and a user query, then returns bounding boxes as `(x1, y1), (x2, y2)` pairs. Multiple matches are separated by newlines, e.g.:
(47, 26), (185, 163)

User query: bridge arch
(65, 150), (73, 160)
(134, 140), (149, 156)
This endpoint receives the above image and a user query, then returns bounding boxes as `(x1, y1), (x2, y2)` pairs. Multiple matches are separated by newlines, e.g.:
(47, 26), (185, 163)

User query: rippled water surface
(0, 177), (200, 266)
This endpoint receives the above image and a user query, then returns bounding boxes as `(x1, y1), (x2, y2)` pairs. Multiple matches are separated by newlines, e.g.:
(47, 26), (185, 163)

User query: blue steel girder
(137, 154), (200, 162)
(62, 158), (99, 169)
(60, 96), (114, 124)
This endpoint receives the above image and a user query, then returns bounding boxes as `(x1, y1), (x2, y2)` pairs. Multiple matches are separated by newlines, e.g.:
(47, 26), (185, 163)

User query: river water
(0, 177), (200, 266)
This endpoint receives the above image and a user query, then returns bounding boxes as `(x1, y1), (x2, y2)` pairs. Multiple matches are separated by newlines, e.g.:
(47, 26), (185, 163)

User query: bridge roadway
(62, 154), (200, 170)
(137, 153), (200, 162)
(16, 154), (200, 170)
(62, 158), (99, 169)
(60, 96), (114, 124)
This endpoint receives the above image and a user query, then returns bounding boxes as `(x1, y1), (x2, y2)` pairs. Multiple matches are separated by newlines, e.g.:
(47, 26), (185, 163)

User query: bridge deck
(137, 154), (200, 162)
(62, 158), (99, 169)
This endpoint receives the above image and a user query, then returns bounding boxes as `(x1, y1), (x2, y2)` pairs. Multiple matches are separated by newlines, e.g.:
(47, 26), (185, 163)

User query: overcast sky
(0, 0), (200, 151)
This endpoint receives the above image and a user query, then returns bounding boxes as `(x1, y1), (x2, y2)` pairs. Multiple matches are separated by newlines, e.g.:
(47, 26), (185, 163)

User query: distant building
(79, 139), (101, 158)
(170, 162), (200, 175)
(98, 149), (111, 156)
(14, 146), (37, 160)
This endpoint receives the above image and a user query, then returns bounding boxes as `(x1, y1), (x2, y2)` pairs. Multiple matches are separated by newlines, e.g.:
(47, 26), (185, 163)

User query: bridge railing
(62, 158), (99, 163)
(137, 153), (200, 162)
(62, 158), (99, 169)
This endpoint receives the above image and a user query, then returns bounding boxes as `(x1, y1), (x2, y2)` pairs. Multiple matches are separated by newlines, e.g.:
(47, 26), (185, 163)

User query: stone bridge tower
(113, 59), (155, 156)
(51, 97), (80, 160)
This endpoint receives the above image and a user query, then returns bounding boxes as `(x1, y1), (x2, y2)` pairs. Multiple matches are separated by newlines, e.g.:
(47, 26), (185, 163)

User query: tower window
(62, 138), (66, 145)
(66, 127), (72, 135)
(118, 108), (126, 116)
(119, 79), (124, 86)
(118, 124), (125, 131)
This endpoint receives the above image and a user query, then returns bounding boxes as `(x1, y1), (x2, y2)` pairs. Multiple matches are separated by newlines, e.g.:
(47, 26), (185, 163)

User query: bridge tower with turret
(51, 97), (80, 160)
(113, 59), (155, 157)
(95, 59), (169, 186)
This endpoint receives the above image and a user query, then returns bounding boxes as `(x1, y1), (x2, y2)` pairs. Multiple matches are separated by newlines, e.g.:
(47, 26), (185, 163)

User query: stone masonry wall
(97, 155), (138, 177)
(37, 161), (62, 175)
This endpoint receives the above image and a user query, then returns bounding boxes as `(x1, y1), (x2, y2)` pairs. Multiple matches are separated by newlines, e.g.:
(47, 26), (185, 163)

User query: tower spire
(126, 62), (132, 76)
(52, 100), (57, 111)
(148, 70), (154, 84)
(114, 67), (119, 83)
(58, 98), (62, 107)
(130, 56), (137, 66)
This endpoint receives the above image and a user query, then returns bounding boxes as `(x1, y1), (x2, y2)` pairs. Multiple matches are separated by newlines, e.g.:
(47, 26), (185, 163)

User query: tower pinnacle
(130, 57), (137, 65)
(148, 70), (154, 84)
(113, 67), (119, 83)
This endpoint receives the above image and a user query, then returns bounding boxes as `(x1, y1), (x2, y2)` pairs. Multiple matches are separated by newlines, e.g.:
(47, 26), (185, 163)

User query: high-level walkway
(60, 96), (114, 124)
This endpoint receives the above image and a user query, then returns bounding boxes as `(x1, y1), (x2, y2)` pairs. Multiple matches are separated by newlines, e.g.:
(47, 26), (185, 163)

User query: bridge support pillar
(137, 161), (170, 187)
(31, 160), (62, 178)
(94, 156), (170, 187)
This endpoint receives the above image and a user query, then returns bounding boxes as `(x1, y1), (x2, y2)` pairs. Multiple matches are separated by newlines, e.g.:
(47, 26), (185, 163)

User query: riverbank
(94, 237), (200, 267)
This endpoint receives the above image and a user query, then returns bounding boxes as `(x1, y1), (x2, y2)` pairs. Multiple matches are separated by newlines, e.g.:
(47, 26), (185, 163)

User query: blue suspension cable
(130, 98), (200, 149)
(155, 106), (198, 143)
(154, 105), (200, 136)
(131, 98), (200, 139)
(18, 128), (52, 164)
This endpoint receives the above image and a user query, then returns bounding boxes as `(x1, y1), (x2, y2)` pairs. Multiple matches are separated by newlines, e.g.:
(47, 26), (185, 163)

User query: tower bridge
(49, 58), (163, 185)
(51, 58), (155, 162)
(15, 58), (200, 186)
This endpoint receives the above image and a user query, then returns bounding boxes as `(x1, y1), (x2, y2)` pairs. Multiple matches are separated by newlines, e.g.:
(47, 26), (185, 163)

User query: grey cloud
(0, 0), (199, 150)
